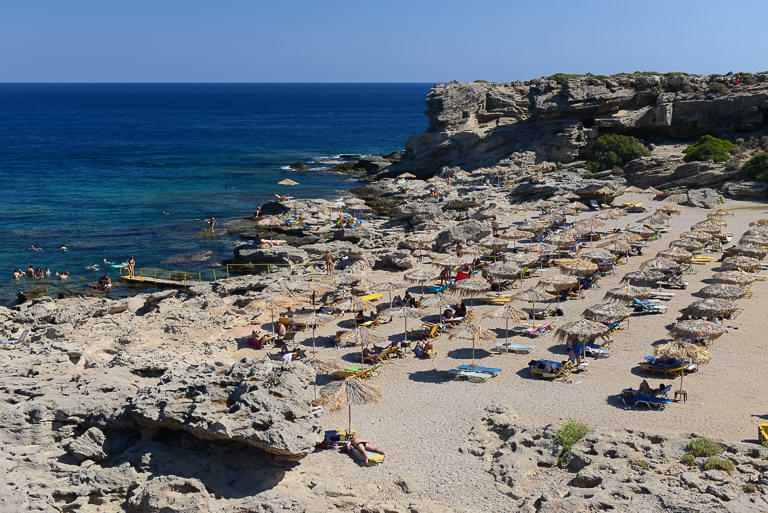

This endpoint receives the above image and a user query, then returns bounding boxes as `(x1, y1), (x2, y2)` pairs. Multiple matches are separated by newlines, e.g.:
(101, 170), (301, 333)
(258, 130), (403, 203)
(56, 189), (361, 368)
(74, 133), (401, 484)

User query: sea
(0, 83), (431, 304)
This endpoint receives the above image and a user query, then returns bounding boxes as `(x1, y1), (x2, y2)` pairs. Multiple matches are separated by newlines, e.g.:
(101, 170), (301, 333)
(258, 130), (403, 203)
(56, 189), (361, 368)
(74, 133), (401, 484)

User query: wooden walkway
(120, 275), (194, 288)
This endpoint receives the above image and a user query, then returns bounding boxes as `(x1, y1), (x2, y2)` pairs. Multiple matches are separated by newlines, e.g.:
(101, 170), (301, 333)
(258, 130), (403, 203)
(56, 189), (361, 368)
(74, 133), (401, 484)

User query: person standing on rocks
(324, 250), (333, 275)
(127, 256), (136, 277)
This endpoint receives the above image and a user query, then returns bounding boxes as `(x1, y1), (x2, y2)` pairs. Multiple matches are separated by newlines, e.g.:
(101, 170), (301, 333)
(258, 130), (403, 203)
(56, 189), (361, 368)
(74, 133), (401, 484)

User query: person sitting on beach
(443, 308), (454, 320)
(345, 433), (385, 466)
(391, 295), (404, 307)
(247, 330), (268, 349)
(355, 310), (367, 324)
(96, 275), (112, 292)
(454, 301), (468, 318)
(403, 292), (417, 308)
(275, 321), (287, 339)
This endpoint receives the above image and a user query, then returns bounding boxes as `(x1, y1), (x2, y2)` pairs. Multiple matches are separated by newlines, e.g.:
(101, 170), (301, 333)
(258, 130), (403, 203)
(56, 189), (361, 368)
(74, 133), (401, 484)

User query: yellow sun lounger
(485, 293), (514, 305)
(359, 292), (384, 302)
(759, 422), (768, 446)
(690, 255), (714, 264)
(333, 363), (383, 380)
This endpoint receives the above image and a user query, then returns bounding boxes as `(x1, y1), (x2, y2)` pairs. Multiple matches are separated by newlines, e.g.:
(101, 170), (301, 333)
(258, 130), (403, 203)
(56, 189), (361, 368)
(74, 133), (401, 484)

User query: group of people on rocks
(12, 266), (69, 281)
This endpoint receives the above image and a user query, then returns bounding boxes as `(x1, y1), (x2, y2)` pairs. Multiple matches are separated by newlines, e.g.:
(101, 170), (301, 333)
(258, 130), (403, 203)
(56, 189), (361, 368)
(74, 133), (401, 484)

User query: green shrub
(589, 134), (650, 171)
(743, 152), (768, 182)
(685, 437), (723, 458)
(743, 483), (758, 494)
(703, 456), (735, 473)
(556, 419), (590, 452)
(708, 82), (730, 95)
(629, 457), (650, 470)
(683, 135), (736, 162)
(680, 453), (697, 467)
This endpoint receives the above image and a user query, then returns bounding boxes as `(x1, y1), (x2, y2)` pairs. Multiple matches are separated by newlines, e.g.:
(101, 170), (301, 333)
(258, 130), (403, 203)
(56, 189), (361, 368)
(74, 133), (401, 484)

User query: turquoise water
(0, 83), (430, 303)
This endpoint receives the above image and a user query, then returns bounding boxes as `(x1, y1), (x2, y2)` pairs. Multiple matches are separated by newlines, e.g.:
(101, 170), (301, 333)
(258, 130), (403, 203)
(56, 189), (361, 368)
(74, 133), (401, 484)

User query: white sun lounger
(448, 369), (492, 383)
(0, 329), (30, 346)
(495, 341), (534, 354)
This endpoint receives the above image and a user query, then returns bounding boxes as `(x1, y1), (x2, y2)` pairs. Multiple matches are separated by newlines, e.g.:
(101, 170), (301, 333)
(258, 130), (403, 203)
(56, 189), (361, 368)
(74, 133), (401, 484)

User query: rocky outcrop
(130, 359), (323, 460)
(393, 73), (768, 177)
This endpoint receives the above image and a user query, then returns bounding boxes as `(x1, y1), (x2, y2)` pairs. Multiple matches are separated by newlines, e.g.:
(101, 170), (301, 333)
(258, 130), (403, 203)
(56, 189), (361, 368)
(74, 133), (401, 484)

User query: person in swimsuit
(348, 433), (384, 465)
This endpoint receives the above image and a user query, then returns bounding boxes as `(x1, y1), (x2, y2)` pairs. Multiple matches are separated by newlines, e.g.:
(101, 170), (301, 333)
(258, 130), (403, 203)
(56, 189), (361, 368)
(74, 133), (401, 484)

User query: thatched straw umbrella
(486, 261), (521, 280)
(682, 231), (713, 243)
(670, 319), (726, 342)
(599, 239), (632, 257)
(641, 212), (672, 227)
(657, 204), (682, 215)
(580, 249), (615, 262)
(584, 302), (633, 323)
(739, 234), (768, 248)
(622, 269), (665, 287)
(382, 306), (424, 345)
(658, 247), (693, 264)
(500, 228), (531, 249)
(321, 377), (382, 434)
(516, 287), (552, 325)
(698, 284), (747, 300)
(545, 231), (577, 248)
(655, 340), (711, 394)
(336, 325), (386, 348)
(558, 258), (598, 277)
(305, 356), (343, 401)
(448, 314), (496, 366)
(722, 255), (761, 272)
(750, 218), (768, 227)
(421, 293), (453, 323)
(641, 256), (679, 273)
(555, 319), (610, 345)
(670, 238), (705, 252)
(484, 303), (527, 346)
(379, 281), (408, 309)
(725, 244), (768, 260)
(405, 268), (434, 296)
(628, 225), (656, 239)
(451, 276), (491, 299)
(604, 284), (652, 303)
(682, 298), (738, 321)
(293, 311), (333, 353)
(692, 222), (725, 234)
(432, 254), (474, 269)
(713, 270), (756, 287)
(266, 294), (298, 335)
(538, 274), (579, 300)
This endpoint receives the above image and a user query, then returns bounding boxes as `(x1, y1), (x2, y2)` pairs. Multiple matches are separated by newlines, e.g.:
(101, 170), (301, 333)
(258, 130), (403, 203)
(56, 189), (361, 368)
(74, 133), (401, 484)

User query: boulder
(66, 427), (108, 462)
(129, 359), (323, 460)
(722, 180), (768, 198)
(258, 201), (291, 216)
(686, 188), (723, 209)
(126, 476), (216, 513)
(228, 244), (309, 267)
(434, 220), (492, 251)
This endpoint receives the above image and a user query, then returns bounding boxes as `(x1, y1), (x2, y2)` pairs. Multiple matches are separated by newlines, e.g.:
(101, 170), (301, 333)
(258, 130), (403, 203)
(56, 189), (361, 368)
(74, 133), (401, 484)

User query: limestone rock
(66, 426), (108, 462)
(686, 188), (723, 209)
(434, 220), (491, 250)
(126, 476), (216, 513)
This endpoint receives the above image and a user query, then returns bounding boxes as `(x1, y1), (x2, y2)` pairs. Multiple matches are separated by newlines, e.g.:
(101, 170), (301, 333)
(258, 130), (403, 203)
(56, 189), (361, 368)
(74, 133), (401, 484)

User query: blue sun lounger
(621, 385), (673, 410)
(456, 364), (502, 376)
(426, 283), (451, 294)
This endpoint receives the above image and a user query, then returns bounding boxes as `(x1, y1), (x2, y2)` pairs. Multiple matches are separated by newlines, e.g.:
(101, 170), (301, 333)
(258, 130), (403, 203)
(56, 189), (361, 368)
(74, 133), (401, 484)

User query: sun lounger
(648, 291), (675, 300)
(528, 359), (578, 379)
(495, 341), (534, 354)
(359, 292), (384, 302)
(426, 283), (452, 294)
(456, 363), (501, 376)
(620, 385), (673, 410)
(690, 255), (714, 264)
(759, 422), (768, 446)
(333, 363), (383, 380)
(638, 355), (696, 377)
(658, 279), (687, 290)
(448, 369), (493, 383)
(409, 322), (442, 340)
(526, 323), (553, 337)
(485, 293), (514, 305)
(632, 298), (668, 315)
(589, 200), (602, 211)
(0, 329), (30, 346)
(576, 342), (610, 359)
(443, 317), (465, 326)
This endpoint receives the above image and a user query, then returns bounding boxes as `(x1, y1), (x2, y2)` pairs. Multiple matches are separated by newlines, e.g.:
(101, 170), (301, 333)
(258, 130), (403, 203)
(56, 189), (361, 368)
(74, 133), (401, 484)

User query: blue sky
(1, 0), (765, 82)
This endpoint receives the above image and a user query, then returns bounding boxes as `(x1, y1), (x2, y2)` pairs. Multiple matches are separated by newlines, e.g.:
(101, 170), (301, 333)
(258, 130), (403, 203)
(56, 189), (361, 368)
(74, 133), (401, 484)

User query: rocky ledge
(391, 72), (768, 178)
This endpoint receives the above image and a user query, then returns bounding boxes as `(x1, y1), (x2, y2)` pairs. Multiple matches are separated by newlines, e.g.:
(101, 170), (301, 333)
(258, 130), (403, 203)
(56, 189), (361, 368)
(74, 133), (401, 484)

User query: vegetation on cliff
(588, 134), (650, 171)
(743, 152), (768, 182)
(683, 135), (736, 163)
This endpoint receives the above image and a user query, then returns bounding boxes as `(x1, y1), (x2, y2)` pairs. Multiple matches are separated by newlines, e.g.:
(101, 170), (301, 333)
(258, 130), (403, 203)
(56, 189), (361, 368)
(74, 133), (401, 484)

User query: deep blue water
(0, 83), (430, 303)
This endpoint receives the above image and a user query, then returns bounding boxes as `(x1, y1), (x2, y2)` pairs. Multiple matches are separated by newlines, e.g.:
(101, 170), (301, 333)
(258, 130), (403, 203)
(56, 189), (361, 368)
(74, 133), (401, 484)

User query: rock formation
(392, 73), (768, 178)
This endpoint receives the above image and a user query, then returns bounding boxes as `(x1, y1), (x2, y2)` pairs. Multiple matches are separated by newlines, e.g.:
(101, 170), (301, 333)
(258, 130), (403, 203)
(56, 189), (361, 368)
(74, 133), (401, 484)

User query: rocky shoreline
(2, 71), (768, 513)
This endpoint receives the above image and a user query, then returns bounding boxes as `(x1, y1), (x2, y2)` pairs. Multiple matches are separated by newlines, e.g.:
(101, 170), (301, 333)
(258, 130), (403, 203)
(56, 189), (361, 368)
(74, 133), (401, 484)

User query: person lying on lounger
(345, 433), (385, 465)
(638, 380), (668, 396)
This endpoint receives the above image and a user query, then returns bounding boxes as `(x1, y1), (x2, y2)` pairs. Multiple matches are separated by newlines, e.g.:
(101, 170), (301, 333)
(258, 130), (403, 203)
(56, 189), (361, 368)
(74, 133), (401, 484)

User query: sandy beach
(218, 197), (768, 511)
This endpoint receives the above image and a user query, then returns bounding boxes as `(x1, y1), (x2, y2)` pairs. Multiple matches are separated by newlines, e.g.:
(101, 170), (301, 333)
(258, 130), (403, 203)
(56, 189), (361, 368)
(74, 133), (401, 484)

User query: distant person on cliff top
(324, 251), (333, 275)
(127, 256), (136, 277)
